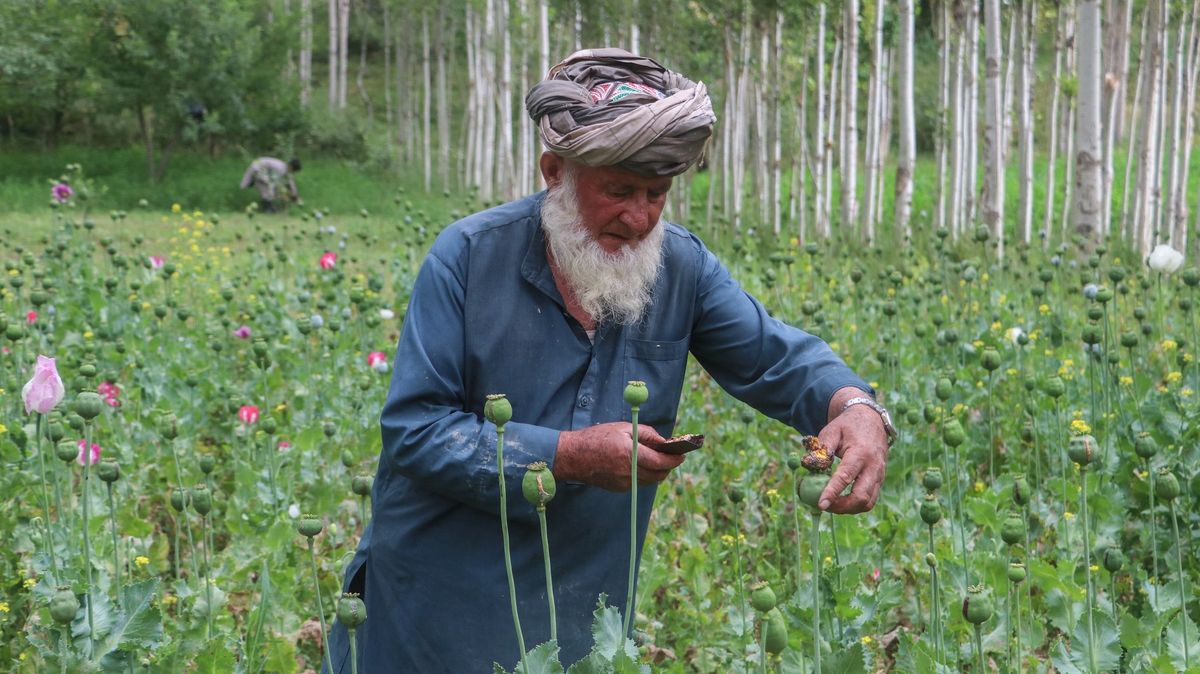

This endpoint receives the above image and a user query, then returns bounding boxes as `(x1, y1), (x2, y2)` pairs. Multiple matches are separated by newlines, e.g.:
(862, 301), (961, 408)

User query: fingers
(636, 424), (668, 445)
(820, 449), (886, 514)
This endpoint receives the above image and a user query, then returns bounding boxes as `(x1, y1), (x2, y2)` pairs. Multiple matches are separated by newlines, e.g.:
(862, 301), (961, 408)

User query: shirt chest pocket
(623, 336), (689, 429)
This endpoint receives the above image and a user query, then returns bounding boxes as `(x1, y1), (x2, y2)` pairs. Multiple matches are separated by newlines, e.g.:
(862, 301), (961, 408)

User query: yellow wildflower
(1090, 565), (1100, 572)
(861, 635), (873, 645)
(1119, 376), (1133, 386)
(171, 203), (181, 213)
(23, 577), (36, 590)
(19, 652), (26, 661)
(952, 403), (965, 416)
(0, 424), (6, 435)
(1166, 371), (1182, 383)
(1039, 304), (1050, 315)
(991, 321), (1002, 331)
(765, 488), (779, 499)
(1183, 388), (1194, 398)
(1162, 339), (1178, 351)
(141, 302), (151, 311)
(83, 331), (93, 339)
(940, 295), (949, 305)
(982, 273), (990, 283)
(0, 602), (9, 613)
(161, 594), (178, 607)
(6, 269), (17, 277)
(887, 287), (896, 298)
(721, 534), (735, 545)
(134, 555), (150, 568)
(1006, 368), (1019, 376)
(824, 556), (833, 564)
(1064, 511), (1076, 521)
(972, 340), (985, 349)
(869, 381), (880, 390)
(1070, 419), (1092, 435)
(274, 403), (288, 413)
(973, 481), (985, 493)
(998, 293), (1007, 304)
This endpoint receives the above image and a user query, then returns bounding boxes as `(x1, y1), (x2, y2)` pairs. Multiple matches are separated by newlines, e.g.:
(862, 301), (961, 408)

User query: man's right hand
(553, 422), (685, 491)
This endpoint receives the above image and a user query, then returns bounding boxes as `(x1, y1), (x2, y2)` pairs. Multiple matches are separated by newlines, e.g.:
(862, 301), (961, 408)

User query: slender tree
(894, 0), (915, 241)
(1074, 0), (1103, 247)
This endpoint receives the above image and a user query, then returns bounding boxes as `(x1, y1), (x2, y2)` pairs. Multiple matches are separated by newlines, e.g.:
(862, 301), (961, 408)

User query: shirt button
(578, 395), (592, 408)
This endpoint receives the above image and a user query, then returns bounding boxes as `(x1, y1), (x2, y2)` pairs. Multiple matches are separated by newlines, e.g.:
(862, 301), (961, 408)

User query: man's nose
(619, 198), (655, 234)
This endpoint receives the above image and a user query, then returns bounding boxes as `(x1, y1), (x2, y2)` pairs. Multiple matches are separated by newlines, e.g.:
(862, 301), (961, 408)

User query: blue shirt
(326, 192), (869, 673)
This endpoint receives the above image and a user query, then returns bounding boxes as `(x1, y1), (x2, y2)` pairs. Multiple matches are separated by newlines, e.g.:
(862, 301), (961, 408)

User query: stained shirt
(325, 192), (870, 673)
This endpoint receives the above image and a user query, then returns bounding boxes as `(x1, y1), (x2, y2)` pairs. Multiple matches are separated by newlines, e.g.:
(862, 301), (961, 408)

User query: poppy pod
(962, 585), (994, 624)
(483, 394), (512, 427)
(623, 380), (649, 407)
(337, 593), (367, 627)
(1068, 434), (1097, 466)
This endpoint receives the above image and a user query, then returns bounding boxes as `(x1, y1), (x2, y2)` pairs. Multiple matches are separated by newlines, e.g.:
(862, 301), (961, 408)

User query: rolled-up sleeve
(379, 249), (560, 522)
(687, 242), (871, 435)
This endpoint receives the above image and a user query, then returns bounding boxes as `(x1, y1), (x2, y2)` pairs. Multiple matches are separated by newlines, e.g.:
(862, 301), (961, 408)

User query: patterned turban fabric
(525, 48), (717, 177)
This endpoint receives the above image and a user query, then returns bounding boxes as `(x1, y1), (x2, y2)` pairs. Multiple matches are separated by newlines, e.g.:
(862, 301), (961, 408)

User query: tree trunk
(383, 1), (393, 151)
(1074, 0), (1104, 246)
(1121, 8), (1150, 239)
(936, 0), (951, 233)
(1043, 8), (1064, 245)
(825, 35), (842, 236)
(1018, 0), (1036, 244)
(300, 0), (312, 106)
(338, 0), (350, 109)
(863, 0), (886, 242)
(423, 8), (433, 192)
(982, 0), (1005, 258)
(355, 6), (370, 118)
(841, 0), (859, 236)
(1136, 0), (1165, 252)
(813, 3), (828, 238)
(437, 3), (450, 190)
(950, 1), (966, 238)
(895, 0), (915, 241)
(328, 0), (338, 111)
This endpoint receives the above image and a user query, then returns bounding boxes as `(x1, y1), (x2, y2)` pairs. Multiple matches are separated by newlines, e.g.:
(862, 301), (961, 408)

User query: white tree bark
(300, 0), (312, 107)
(895, 0), (915, 240)
(841, 0), (859, 235)
(383, 1), (393, 149)
(1136, 0), (1165, 252)
(437, 4), (450, 190)
(814, 3), (828, 237)
(772, 9), (784, 234)
(1121, 8), (1150, 239)
(982, 0), (1005, 258)
(423, 8), (433, 192)
(1073, 0), (1104, 246)
(1043, 9), (1064, 245)
(328, 0), (338, 111)
(825, 35), (841, 236)
(1018, 0), (1035, 244)
(950, 2), (966, 238)
(862, 0), (886, 242)
(338, 0), (350, 109)
(936, 0), (951, 233)
(499, 0), (514, 200)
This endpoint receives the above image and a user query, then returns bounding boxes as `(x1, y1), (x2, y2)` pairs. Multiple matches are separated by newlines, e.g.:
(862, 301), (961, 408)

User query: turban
(525, 48), (716, 177)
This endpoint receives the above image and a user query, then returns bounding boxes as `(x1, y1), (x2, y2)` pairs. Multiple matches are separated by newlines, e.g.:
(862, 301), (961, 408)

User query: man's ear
(540, 153), (565, 189)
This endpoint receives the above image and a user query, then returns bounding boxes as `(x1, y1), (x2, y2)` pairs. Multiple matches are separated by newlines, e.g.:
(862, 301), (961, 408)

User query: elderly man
(324, 49), (892, 673)
(239, 156), (302, 212)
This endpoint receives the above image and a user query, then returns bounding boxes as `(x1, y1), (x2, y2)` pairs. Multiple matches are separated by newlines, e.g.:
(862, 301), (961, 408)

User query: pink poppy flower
(51, 182), (74, 203)
(149, 255), (165, 269)
(233, 325), (252, 339)
(26, 311), (37, 325)
(22, 355), (65, 415)
(238, 405), (260, 425)
(319, 251), (337, 270)
(367, 352), (387, 368)
(76, 439), (101, 466)
(97, 381), (118, 397)
(278, 440), (291, 450)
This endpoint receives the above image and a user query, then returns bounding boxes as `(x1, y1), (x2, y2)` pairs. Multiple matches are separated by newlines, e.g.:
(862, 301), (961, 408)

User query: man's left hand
(815, 400), (889, 514)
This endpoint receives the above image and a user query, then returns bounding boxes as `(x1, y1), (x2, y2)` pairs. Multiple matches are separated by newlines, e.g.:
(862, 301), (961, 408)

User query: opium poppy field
(2, 168), (1200, 673)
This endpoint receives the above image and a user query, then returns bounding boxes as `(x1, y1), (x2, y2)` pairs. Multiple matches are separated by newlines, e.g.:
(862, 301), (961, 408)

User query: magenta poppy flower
(22, 355), (65, 415)
(149, 255), (165, 269)
(97, 381), (118, 398)
(238, 405), (260, 424)
(233, 325), (252, 339)
(319, 251), (337, 270)
(76, 439), (101, 466)
(26, 311), (36, 325)
(51, 182), (74, 204)
(278, 440), (291, 450)
(367, 352), (387, 367)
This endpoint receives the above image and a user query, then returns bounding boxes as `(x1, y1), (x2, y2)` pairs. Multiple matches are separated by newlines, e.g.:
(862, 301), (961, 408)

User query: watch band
(841, 396), (898, 445)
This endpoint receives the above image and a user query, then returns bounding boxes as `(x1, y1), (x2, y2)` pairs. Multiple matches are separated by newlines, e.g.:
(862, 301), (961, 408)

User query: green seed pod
(1012, 474), (1031, 506)
(922, 467), (943, 492)
(1134, 432), (1158, 459)
(941, 418), (966, 447)
(1022, 374), (1037, 392)
(925, 553), (937, 569)
(297, 514), (324, 538)
(1007, 562), (1027, 584)
(55, 439), (79, 463)
(1182, 269), (1200, 287)
(1095, 287), (1113, 303)
(1000, 512), (1026, 546)
(1019, 421), (1035, 444)
(261, 417), (278, 435)
(66, 413), (84, 431)
(786, 453), (802, 471)
(337, 592), (367, 627)
(1068, 434), (1097, 466)
(522, 461), (557, 508)
(763, 607), (788, 655)
(78, 362), (96, 378)
(159, 411), (178, 440)
(981, 348), (1001, 372)
(50, 585), (79, 625)
(623, 380), (649, 407)
(962, 585), (994, 624)
(797, 473), (830, 510)
(1103, 547), (1126, 573)
(191, 484), (212, 516)
(1120, 331), (1139, 349)
(728, 486), (745, 504)
(484, 393), (512, 427)
(923, 403), (938, 424)
(920, 494), (943, 525)
(1082, 324), (1102, 345)
(169, 487), (190, 512)
(750, 581), (777, 612)
(74, 390), (103, 420)
(352, 474), (374, 497)
(199, 454), (216, 475)
(934, 377), (953, 401)
(97, 459), (120, 483)
(1157, 469), (1181, 501)
(1042, 376), (1066, 398)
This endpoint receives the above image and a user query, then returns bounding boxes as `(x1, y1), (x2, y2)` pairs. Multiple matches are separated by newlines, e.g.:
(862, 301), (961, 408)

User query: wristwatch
(841, 396), (898, 446)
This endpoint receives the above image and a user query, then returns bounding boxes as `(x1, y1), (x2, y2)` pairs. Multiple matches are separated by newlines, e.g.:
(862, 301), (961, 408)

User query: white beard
(540, 174), (664, 326)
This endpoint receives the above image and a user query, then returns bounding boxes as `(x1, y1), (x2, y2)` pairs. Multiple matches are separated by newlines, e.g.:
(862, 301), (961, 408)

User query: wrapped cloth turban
(525, 48), (716, 177)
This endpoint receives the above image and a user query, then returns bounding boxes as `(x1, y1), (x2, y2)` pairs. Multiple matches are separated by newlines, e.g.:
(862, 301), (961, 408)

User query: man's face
(546, 158), (673, 255)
